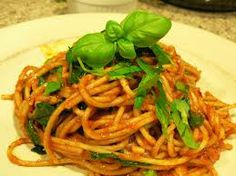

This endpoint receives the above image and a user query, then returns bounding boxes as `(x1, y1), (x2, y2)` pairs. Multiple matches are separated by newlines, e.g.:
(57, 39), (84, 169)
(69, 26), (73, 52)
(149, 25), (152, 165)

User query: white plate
(0, 13), (236, 176)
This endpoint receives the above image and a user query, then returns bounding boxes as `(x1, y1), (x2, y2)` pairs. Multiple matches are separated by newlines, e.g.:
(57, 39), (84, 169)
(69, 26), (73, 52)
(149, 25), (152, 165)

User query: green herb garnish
(69, 10), (171, 70)
(108, 65), (142, 79)
(31, 145), (46, 155)
(151, 44), (171, 65)
(72, 33), (117, 69)
(171, 99), (199, 149)
(143, 170), (158, 176)
(153, 81), (170, 136)
(189, 112), (204, 128)
(91, 152), (149, 167)
(175, 80), (189, 94)
(121, 11), (171, 48)
(31, 102), (56, 128)
(26, 119), (41, 146)
(38, 76), (46, 86)
(44, 81), (61, 95)
(134, 59), (162, 109)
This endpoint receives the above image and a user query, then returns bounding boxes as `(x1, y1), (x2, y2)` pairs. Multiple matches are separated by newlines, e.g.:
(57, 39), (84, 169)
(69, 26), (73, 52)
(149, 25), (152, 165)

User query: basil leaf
(90, 152), (149, 167)
(134, 59), (162, 109)
(66, 47), (84, 84)
(77, 57), (105, 76)
(189, 112), (204, 128)
(153, 81), (170, 136)
(32, 102), (56, 128)
(91, 152), (116, 160)
(175, 80), (189, 94)
(108, 65), (141, 79)
(105, 20), (124, 42)
(117, 38), (136, 59)
(69, 65), (85, 84)
(31, 145), (46, 155)
(72, 33), (116, 68)
(44, 81), (61, 95)
(38, 76), (46, 86)
(66, 47), (76, 64)
(121, 10), (171, 47)
(171, 100), (199, 149)
(56, 66), (63, 82)
(172, 99), (189, 125)
(116, 158), (148, 167)
(155, 102), (169, 136)
(112, 61), (132, 69)
(150, 44), (171, 65)
(26, 119), (41, 146)
(134, 73), (159, 109)
(137, 59), (162, 75)
(26, 120), (47, 155)
(143, 170), (158, 176)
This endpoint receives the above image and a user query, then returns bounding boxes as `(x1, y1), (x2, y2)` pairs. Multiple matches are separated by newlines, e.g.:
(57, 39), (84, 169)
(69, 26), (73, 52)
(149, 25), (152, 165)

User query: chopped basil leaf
(31, 145), (46, 155)
(108, 65), (141, 79)
(153, 81), (170, 136)
(67, 47), (85, 84)
(26, 119), (41, 146)
(32, 102), (56, 128)
(175, 80), (189, 94)
(134, 59), (161, 109)
(91, 152), (116, 160)
(38, 76), (46, 86)
(66, 47), (76, 64)
(44, 81), (61, 95)
(77, 57), (105, 76)
(26, 116), (47, 155)
(143, 170), (158, 176)
(171, 99), (199, 149)
(134, 73), (159, 109)
(56, 66), (63, 81)
(150, 44), (171, 65)
(69, 65), (85, 84)
(137, 58), (160, 74)
(172, 99), (190, 125)
(189, 112), (204, 128)
(91, 152), (149, 167)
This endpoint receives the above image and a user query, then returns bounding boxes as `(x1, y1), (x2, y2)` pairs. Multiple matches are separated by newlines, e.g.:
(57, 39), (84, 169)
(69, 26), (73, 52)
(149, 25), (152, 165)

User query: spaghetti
(3, 43), (236, 176)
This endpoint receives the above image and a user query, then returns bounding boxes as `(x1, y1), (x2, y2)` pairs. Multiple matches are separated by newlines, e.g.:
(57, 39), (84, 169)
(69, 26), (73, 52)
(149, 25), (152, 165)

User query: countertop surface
(0, 0), (235, 42)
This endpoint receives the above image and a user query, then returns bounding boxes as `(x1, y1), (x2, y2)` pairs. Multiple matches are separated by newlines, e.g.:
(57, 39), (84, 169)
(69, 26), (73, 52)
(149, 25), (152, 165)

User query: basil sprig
(69, 10), (171, 69)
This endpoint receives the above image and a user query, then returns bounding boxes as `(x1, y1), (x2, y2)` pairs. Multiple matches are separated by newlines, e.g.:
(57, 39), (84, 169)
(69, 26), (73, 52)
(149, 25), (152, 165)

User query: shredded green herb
(189, 112), (204, 128)
(90, 152), (149, 167)
(150, 44), (171, 65)
(108, 65), (141, 79)
(143, 170), (158, 176)
(171, 99), (200, 149)
(175, 80), (189, 94)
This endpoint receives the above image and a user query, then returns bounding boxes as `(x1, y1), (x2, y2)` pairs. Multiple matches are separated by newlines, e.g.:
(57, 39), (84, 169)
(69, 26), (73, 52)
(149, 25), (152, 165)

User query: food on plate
(3, 10), (236, 176)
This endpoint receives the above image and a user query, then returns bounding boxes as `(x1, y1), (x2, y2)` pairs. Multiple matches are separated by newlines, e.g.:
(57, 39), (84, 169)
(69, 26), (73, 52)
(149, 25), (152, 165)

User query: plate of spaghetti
(0, 11), (236, 176)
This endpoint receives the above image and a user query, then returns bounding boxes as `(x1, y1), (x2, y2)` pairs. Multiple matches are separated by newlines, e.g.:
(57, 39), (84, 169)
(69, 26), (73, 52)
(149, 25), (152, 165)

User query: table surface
(0, 0), (235, 42)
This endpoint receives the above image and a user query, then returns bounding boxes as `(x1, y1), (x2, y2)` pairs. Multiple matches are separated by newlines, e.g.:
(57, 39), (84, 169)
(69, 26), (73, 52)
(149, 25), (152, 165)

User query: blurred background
(0, 0), (235, 42)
